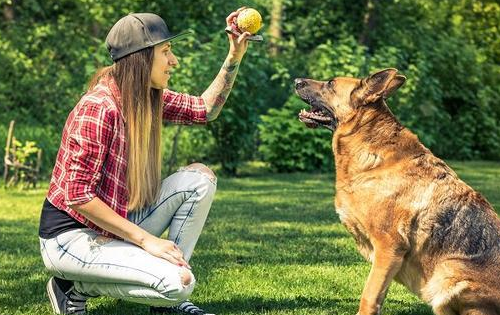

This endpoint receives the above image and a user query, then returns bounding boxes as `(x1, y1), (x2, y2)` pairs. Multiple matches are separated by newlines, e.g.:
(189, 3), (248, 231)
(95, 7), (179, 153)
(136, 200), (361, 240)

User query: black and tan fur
(295, 68), (500, 315)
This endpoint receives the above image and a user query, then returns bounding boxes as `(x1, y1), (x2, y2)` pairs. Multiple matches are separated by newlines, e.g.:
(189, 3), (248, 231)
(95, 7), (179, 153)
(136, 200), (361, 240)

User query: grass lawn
(1, 160), (499, 315)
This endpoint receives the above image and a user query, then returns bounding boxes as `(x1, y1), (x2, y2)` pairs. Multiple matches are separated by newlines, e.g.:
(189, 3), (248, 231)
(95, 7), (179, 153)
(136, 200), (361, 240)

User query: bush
(2, 0), (500, 176)
(259, 96), (333, 172)
(0, 123), (215, 180)
(160, 125), (214, 177)
(0, 123), (62, 179)
(259, 36), (365, 172)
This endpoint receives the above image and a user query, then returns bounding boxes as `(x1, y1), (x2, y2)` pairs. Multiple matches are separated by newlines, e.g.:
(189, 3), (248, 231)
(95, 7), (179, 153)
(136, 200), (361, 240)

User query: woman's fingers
(166, 246), (191, 269)
(148, 238), (190, 268)
(160, 252), (182, 266)
(226, 6), (247, 27)
(226, 12), (238, 26)
(179, 257), (191, 269)
(237, 32), (252, 45)
(160, 251), (189, 268)
(172, 254), (190, 269)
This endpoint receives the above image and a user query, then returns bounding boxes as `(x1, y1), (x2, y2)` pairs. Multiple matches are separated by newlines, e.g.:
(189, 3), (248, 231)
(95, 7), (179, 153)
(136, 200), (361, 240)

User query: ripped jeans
(39, 166), (217, 307)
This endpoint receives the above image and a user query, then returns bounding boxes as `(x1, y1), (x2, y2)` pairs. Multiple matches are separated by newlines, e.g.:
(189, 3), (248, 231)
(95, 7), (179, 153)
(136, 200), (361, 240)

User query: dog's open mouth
(298, 103), (336, 130)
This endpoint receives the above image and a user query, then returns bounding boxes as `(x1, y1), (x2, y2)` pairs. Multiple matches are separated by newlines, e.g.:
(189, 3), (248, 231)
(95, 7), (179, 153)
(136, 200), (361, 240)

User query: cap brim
(152, 30), (193, 47)
(110, 30), (193, 61)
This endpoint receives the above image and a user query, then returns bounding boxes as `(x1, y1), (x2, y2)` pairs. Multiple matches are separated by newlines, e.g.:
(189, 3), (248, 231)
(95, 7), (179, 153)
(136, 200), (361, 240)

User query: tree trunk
(358, 0), (377, 52)
(3, 120), (15, 184)
(91, 22), (100, 38)
(269, 0), (283, 57)
(3, 0), (15, 21)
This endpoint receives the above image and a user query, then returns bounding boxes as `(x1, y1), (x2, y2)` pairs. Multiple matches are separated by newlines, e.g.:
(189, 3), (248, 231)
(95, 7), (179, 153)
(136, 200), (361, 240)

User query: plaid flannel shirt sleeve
(162, 89), (207, 124)
(64, 101), (113, 206)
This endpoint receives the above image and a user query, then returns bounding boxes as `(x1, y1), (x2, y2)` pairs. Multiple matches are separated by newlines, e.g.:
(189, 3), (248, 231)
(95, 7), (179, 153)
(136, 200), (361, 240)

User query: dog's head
(295, 68), (406, 131)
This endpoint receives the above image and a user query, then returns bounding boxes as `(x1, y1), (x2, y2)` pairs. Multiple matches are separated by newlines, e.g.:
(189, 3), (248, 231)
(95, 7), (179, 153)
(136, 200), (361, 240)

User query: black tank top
(38, 198), (87, 238)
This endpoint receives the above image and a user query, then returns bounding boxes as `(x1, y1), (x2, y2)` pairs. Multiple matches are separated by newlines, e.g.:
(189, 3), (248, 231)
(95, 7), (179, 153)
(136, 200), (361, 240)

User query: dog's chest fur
(334, 198), (376, 262)
(334, 178), (430, 295)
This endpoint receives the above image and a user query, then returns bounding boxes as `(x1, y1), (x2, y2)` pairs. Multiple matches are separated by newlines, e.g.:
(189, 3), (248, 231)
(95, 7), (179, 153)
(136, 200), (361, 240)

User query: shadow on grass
(194, 173), (360, 268)
(217, 172), (334, 193)
(191, 296), (430, 315)
(194, 224), (363, 268)
(87, 295), (432, 315)
(0, 215), (363, 314)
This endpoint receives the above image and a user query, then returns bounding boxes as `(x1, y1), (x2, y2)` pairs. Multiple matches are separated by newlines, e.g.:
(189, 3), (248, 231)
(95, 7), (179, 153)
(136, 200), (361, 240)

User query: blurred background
(1, 0), (499, 178)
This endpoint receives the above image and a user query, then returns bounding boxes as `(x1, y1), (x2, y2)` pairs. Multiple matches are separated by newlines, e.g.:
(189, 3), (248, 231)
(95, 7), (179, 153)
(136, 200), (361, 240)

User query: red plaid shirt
(46, 75), (206, 237)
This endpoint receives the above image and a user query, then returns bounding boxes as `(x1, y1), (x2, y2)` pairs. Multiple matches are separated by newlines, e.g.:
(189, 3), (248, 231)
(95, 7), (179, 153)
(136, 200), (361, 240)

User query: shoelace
(175, 301), (208, 314)
(65, 287), (88, 314)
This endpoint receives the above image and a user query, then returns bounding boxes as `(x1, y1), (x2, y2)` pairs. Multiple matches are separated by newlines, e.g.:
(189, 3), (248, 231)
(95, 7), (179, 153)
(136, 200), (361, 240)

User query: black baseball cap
(105, 13), (191, 61)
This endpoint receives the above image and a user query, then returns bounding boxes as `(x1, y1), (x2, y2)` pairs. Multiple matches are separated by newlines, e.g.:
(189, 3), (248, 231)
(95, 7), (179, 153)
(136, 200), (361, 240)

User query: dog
(295, 68), (500, 315)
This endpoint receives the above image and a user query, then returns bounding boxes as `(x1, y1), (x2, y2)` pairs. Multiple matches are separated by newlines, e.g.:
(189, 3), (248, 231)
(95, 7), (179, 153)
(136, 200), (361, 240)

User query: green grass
(1, 160), (500, 315)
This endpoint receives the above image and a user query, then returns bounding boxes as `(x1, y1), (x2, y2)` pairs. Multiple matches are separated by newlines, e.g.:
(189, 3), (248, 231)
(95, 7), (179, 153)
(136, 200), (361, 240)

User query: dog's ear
(361, 68), (404, 104)
(384, 75), (406, 99)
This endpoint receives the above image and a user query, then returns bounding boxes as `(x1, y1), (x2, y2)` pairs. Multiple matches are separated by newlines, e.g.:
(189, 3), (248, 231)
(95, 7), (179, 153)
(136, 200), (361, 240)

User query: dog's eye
(327, 80), (335, 88)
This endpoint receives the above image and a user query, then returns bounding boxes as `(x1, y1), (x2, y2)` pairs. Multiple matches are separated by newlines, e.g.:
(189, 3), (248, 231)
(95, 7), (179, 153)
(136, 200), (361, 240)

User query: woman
(38, 9), (251, 315)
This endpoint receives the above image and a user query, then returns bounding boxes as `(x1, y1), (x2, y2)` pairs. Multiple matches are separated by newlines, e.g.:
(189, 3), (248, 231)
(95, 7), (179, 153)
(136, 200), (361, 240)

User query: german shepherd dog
(294, 68), (500, 315)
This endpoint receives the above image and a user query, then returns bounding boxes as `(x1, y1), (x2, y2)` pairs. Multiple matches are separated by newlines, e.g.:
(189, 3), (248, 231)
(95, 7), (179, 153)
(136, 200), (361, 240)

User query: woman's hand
(226, 7), (251, 61)
(69, 197), (190, 268)
(141, 235), (190, 269)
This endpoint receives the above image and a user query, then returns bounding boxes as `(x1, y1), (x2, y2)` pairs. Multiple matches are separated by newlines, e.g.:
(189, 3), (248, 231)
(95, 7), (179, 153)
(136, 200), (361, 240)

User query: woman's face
(151, 42), (178, 89)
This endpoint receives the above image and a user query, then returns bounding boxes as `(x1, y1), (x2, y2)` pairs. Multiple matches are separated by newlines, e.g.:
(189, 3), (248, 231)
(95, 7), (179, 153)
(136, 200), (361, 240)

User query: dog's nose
(295, 78), (308, 90)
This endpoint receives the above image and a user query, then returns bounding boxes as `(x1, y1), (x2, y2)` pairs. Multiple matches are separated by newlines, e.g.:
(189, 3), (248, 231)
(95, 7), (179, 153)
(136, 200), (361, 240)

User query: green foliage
(10, 140), (40, 165)
(279, 0), (366, 53)
(371, 0), (500, 160)
(263, 0), (500, 171)
(308, 35), (367, 78)
(5, 139), (41, 186)
(259, 96), (333, 172)
(259, 35), (368, 172)
(1, 0), (500, 175)
(160, 125), (214, 176)
(0, 124), (61, 178)
(207, 43), (277, 175)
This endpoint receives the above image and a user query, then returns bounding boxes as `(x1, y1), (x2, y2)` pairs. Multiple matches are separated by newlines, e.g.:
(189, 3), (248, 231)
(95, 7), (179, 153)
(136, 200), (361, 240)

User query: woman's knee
(166, 163), (217, 199)
(184, 163), (217, 183)
(180, 268), (193, 287)
(160, 269), (196, 302)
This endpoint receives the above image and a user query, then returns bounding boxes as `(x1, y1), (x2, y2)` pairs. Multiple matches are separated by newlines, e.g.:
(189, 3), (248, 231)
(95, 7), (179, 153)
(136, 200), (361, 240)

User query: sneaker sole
(46, 278), (62, 314)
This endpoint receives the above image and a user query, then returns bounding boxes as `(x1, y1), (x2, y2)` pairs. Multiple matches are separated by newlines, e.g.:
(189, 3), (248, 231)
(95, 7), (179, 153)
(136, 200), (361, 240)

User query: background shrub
(1, 0), (499, 176)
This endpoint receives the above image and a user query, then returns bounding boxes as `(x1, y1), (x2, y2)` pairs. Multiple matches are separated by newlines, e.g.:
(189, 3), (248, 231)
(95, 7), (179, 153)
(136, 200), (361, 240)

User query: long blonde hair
(88, 47), (163, 211)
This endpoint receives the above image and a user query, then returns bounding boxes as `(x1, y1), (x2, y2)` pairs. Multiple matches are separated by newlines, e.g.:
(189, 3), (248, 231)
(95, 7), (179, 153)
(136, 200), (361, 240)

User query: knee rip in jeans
(163, 269), (196, 302)
(178, 163), (217, 185)
(180, 268), (194, 287)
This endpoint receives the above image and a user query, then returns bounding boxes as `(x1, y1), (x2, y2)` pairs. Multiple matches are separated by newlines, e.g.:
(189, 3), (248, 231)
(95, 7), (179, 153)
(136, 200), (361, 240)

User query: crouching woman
(38, 9), (251, 315)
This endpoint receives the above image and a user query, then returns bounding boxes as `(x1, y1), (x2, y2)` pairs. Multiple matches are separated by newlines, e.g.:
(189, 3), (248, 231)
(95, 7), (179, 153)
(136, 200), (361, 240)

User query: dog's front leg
(357, 236), (406, 315)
